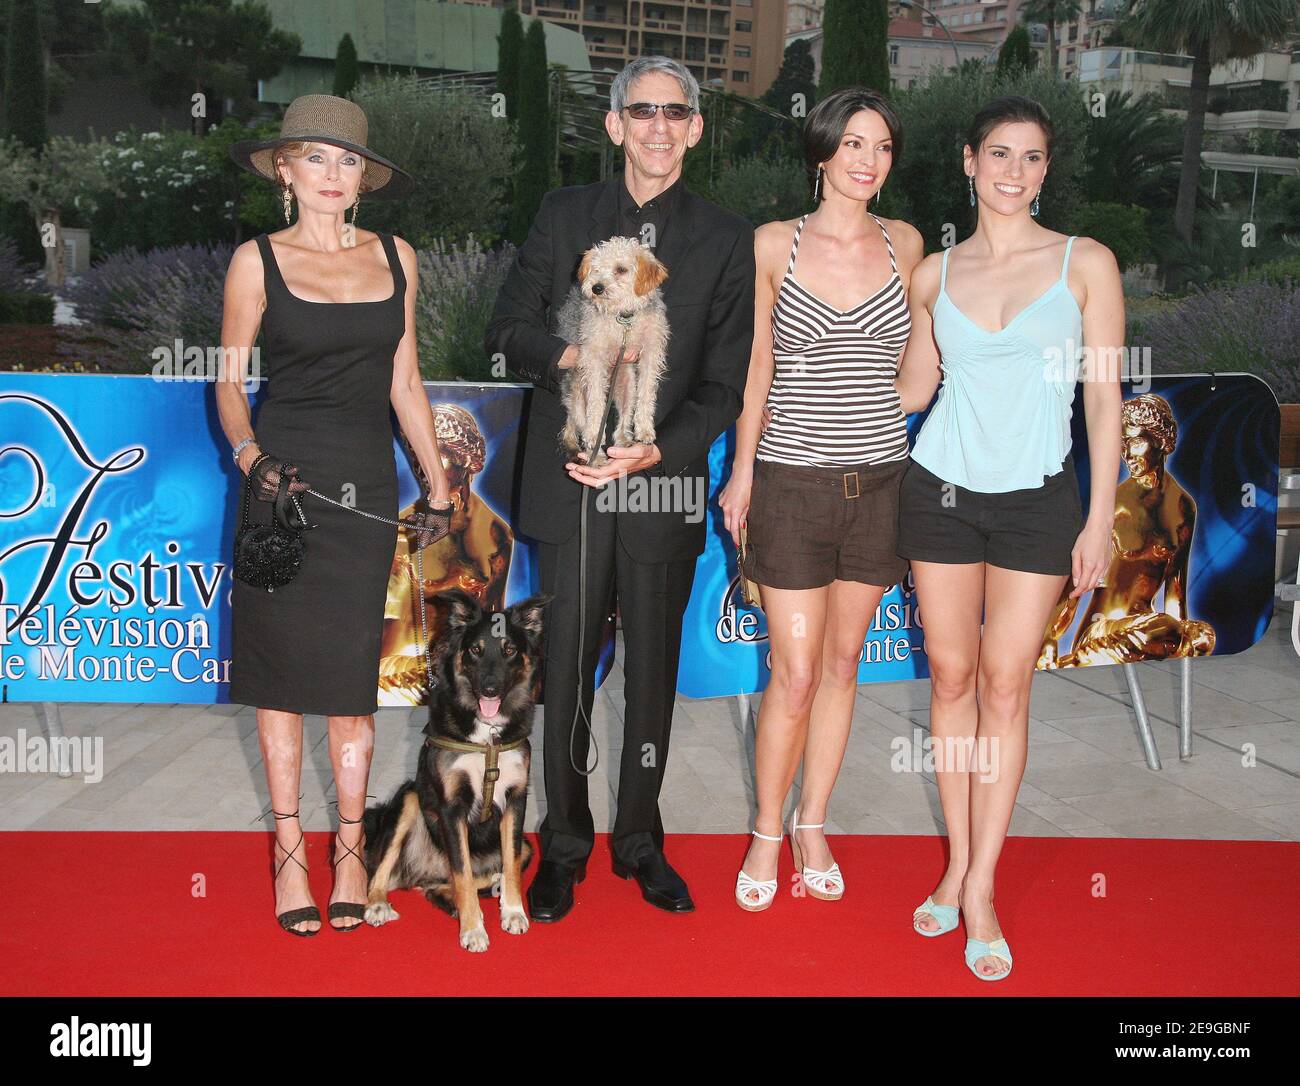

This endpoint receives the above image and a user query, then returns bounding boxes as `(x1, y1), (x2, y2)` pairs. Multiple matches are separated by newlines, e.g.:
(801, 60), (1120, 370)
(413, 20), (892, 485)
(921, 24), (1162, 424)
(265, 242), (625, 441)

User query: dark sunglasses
(622, 102), (695, 121)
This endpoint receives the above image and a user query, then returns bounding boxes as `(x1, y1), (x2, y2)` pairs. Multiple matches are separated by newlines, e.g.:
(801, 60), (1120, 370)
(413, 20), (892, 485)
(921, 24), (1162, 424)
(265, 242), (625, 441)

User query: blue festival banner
(0, 375), (611, 705)
(675, 373), (1281, 698)
(0, 372), (1279, 704)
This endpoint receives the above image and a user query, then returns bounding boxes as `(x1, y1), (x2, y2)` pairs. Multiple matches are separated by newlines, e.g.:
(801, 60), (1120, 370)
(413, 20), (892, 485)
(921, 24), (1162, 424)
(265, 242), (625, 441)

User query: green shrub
(0, 289), (54, 324)
(1071, 203), (1149, 271)
(350, 76), (514, 250)
(707, 156), (810, 226)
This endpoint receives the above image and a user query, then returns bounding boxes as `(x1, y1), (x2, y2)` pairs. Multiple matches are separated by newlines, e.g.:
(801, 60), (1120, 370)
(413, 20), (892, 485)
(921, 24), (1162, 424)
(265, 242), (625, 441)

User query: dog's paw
(364, 901), (399, 927)
(459, 924), (490, 953)
(501, 904), (529, 935)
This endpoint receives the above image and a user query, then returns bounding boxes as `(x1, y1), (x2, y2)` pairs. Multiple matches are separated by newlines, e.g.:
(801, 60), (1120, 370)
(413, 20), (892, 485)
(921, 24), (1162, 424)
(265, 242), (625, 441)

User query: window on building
(889, 43), (899, 65)
(734, 69), (749, 82)
(736, 20), (752, 32)
(735, 44), (750, 57)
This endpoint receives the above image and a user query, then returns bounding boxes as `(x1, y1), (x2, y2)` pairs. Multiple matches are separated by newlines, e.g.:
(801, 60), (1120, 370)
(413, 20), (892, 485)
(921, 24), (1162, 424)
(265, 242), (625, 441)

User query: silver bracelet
(232, 437), (258, 464)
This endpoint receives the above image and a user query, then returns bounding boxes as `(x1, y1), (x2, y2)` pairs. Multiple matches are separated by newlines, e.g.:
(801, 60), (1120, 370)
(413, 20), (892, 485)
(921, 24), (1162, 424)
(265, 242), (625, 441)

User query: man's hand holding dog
(565, 442), (661, 485)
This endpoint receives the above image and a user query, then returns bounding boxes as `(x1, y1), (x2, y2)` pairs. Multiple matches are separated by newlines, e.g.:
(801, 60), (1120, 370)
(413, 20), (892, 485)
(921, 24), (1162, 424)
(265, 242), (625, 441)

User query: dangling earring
(350, 194), (360, 224)
(813, 167), (823, 203)
(1031, 188), (1041, 217)
(968, 175), (975, 207)
(282, 184), (293, 224)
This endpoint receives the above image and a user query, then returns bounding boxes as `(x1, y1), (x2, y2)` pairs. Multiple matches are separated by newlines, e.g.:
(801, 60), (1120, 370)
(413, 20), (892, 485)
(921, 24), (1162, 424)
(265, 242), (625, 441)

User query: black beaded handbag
(233, 457), (453, 594)
(233, 466), (308, 592)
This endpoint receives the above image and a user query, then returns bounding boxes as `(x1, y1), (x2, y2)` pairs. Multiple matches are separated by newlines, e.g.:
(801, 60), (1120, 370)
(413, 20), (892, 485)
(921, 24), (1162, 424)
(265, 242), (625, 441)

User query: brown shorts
(741, 457), (911, 591)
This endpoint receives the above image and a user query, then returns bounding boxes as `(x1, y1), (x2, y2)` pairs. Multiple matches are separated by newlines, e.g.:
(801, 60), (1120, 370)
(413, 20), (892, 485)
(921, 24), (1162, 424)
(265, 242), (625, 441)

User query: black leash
(569, 319), (631, 776)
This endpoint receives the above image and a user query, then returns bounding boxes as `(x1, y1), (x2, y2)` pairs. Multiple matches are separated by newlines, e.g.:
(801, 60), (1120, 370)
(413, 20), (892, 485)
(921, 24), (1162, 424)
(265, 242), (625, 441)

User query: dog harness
(424, 733), (527, 822)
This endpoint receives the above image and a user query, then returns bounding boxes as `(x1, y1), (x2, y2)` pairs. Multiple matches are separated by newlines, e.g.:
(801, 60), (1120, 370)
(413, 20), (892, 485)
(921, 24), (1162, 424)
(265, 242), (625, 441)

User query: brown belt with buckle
(757, 458), (908, 500)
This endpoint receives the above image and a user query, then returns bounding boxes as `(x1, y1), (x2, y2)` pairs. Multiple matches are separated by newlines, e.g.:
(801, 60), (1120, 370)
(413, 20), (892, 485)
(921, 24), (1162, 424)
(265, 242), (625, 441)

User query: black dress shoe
(526, 858), (586, 923)
(612, 851), (695, 913)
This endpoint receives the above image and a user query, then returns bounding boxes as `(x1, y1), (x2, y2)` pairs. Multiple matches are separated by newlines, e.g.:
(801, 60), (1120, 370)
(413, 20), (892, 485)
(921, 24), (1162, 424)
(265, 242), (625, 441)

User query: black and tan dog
(363, 588), (551, 952)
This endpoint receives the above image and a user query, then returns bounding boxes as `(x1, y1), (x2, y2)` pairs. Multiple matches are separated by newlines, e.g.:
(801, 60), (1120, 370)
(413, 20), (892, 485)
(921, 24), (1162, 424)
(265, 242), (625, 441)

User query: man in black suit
(484, 57), (755, 920)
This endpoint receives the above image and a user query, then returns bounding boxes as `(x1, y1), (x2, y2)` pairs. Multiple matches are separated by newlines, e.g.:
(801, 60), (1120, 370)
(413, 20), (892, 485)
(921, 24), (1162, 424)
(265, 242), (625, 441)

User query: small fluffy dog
(362, 589), (551, 952)
(555, 236), (670, 465)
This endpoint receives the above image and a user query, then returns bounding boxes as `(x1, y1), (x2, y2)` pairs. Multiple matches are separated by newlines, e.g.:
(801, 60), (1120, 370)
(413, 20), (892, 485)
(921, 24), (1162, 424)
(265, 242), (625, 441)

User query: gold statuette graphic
(379, 404), (514, 705)
(1039, 394), (1216, 668)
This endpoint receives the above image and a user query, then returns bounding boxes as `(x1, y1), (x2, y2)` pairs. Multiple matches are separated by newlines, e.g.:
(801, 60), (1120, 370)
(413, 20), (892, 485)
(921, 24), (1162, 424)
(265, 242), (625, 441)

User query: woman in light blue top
(894, 97), (1123, 980)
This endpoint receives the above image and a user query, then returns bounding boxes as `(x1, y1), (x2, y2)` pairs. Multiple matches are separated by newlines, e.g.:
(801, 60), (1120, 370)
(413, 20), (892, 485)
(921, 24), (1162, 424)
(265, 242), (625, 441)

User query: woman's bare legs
(327, 714), (376, 930)
(736, 584), (827, 903)
(258, 708), (319, 934)
(908, 561), (984, 932)
(960, 563), (1069, 976)
(796, 579), (887, 877)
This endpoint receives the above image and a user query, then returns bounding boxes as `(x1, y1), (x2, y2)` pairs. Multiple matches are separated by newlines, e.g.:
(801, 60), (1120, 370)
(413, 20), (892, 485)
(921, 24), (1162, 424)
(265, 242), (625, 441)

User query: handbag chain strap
(296, 486), (446, 696)
(302, 486), (448, 531)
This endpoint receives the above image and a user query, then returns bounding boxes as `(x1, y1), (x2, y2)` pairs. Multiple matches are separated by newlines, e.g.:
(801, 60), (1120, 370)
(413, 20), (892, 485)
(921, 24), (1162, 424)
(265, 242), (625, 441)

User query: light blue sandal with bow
(964, 936), (1014, 981)
(912, 895), (959, 937)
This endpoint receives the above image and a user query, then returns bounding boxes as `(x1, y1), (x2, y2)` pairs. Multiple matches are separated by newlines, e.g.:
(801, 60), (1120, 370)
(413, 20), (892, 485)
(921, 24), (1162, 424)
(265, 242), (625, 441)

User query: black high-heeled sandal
(328, 812), (368, 932)
(271, 808), (321, 937)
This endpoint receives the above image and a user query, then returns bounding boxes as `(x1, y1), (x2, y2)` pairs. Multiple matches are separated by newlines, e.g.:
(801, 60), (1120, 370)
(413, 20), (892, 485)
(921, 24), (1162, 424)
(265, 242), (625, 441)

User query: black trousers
(536, 489), (697, 869)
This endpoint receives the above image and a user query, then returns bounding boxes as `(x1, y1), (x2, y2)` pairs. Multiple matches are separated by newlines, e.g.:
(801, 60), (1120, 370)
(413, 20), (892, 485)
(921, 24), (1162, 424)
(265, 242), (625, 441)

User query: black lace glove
(248, 453), (309, 503)
(407, 498), (454, 551)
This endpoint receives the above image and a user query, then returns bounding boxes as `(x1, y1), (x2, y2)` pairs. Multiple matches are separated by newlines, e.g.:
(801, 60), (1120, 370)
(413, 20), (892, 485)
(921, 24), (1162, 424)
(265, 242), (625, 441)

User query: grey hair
(609, 56), (700, 114)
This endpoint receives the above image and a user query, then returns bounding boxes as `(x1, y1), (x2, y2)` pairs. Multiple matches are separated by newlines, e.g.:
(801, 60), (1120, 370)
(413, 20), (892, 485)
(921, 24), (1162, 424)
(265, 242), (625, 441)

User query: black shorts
(742, 457), (910, 590)
(895, 453), (1083, 576)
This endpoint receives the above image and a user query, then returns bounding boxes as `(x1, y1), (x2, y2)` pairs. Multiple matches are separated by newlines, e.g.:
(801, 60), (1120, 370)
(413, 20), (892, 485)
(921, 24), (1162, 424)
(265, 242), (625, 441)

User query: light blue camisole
(910, 236), (1082, 493)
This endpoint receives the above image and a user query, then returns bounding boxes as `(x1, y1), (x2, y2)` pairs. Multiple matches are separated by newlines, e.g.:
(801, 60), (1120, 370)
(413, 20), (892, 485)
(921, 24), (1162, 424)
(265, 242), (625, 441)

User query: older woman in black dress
(217, 95), (452, 935)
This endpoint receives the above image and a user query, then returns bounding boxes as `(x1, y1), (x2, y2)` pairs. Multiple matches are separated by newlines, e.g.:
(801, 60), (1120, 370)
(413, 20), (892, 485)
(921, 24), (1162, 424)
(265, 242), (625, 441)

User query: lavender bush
(1134, 279), (1300, 402)
(60, 242), (234, 372)
(58, 237), (513, 379)
(0, 237), (35, 293)
(415, 237), (516, 381)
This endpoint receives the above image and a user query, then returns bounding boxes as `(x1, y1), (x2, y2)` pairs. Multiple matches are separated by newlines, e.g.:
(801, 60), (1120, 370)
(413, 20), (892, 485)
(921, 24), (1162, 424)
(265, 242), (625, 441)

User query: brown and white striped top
(757, 212), (911, 467)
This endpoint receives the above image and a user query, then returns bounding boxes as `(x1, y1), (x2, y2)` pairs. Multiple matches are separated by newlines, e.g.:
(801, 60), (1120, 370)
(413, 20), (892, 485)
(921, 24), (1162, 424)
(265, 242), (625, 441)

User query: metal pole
(1178, 656), (1193, 760)
(898, 0), (963, 69)
(1122, 663), (1162, 770)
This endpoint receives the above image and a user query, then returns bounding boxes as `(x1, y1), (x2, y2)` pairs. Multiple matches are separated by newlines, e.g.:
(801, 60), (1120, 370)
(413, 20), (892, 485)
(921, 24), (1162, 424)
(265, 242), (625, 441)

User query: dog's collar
(424, 733), (527, 822)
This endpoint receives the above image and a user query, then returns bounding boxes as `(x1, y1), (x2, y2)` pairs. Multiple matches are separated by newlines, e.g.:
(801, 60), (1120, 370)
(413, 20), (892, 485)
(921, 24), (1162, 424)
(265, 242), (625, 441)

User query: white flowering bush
(84, 128), (229, 253)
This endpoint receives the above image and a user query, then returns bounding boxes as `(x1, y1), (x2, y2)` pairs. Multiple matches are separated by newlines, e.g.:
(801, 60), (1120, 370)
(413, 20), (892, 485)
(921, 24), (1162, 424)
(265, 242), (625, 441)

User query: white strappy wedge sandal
(735, 827), (784, 912)
(789, 807), (844, 901)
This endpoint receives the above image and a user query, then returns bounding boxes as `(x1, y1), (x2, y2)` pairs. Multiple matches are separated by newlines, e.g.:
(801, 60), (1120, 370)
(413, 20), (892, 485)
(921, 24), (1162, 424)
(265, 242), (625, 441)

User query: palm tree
(1082, 90), (1183, 209)
(1019, 0), (1082, 72)
(1125, 0), (1295, 246)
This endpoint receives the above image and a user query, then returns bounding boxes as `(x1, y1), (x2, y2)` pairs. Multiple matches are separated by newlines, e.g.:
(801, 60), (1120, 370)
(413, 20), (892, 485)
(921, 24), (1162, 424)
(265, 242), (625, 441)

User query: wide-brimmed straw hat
(229, 93), (414, 198)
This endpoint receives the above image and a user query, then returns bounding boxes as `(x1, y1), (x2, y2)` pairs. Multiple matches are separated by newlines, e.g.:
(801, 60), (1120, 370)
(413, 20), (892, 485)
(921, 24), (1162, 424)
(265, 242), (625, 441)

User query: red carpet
(2, 832), (1295, 996)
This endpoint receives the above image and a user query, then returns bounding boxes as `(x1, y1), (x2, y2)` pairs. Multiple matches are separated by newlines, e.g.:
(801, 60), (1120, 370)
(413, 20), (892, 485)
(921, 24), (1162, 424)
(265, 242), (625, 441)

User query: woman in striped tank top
(718, 88), (925, 912)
